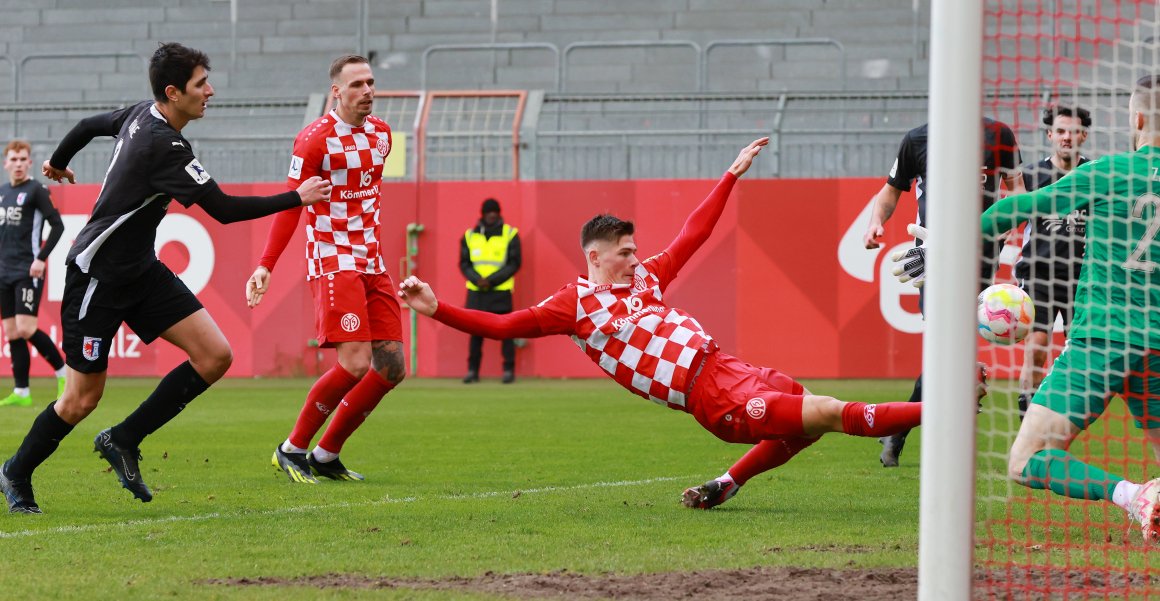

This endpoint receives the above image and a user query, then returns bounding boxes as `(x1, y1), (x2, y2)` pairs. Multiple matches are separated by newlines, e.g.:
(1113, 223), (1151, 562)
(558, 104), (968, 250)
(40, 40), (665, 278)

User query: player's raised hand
(246, 266), (271, 308)
(727, 137), (770, 177)
(397, 275), (439, 317)
(42, 160), (75, 184)
(890, 223), (929, 288)
(296, 176), (332, 206)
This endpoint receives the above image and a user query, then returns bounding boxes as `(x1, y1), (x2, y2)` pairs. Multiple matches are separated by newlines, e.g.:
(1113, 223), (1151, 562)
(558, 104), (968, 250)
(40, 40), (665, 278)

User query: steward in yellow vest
(458, 198), (521, 383)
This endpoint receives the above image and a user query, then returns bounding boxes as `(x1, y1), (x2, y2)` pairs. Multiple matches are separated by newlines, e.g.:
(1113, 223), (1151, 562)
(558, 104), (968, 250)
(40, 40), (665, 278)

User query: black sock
(889, 375), (924, 445)
(110, 362), (210, 449)
(6, 401), (74, 480)
(28, 330), (65, 371)
(907, 374), (923, 403)
(8, 338), (30, 389)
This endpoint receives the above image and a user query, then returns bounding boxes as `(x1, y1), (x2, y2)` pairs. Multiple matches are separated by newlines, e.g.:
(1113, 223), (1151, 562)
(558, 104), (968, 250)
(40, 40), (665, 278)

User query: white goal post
(918, 1), (983, 600)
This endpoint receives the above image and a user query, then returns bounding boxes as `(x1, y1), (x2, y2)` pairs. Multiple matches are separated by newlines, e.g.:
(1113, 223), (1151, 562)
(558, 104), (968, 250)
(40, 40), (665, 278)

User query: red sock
(729, 437), (820, 486)
(840, 402), (921, 437)
(317, 370), (396, 454)
(287, 363), (361, 449)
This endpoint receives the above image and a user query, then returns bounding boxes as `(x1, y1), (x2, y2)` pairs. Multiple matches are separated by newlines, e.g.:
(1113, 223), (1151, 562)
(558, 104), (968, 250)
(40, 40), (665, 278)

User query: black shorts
(466, 289), (513, 314)
(1020, 279), (1076, 333)
(61, 261), (204, 373)
(0, 276), (44, 319)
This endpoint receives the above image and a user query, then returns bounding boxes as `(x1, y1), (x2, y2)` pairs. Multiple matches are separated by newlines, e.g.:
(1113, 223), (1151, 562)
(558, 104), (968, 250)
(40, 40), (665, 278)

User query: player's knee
(376, 352), (406, 385)
(1007, 451), (1033, 483)
(11, 324), (34, 340)
(341, 356), (371, 379)
(56, 389), (101, 423)
(193, 345), (233, 382)
(371, 341), (406, 384)
(802, 395), (844, 433)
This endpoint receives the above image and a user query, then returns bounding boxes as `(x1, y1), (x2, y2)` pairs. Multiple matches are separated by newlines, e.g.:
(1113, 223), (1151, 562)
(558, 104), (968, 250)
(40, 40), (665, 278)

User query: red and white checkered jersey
(531, 253), (716, 409)
(286, 110), (392, 278)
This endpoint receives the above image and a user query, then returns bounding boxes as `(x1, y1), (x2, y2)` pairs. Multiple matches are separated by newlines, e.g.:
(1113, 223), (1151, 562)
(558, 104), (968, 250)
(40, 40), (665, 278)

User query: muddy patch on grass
(207, 566), (919, 600)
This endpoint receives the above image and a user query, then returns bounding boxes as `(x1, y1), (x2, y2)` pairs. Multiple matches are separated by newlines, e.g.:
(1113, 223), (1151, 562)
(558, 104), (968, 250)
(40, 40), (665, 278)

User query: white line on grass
(0, 475), (694, 540)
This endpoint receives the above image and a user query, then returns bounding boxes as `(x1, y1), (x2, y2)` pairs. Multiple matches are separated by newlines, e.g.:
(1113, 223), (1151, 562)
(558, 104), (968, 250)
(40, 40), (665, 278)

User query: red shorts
(686, 351), (807, 444)
(310, 271), (403, 347)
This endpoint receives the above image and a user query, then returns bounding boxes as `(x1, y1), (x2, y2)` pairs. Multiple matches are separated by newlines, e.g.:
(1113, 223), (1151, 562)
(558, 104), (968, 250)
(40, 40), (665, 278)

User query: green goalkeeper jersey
(982, 144), (1160, 348)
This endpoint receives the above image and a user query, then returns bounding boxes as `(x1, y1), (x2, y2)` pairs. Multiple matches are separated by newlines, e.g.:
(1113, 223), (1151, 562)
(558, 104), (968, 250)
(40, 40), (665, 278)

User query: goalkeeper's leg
(1009, 405), (1160, 541)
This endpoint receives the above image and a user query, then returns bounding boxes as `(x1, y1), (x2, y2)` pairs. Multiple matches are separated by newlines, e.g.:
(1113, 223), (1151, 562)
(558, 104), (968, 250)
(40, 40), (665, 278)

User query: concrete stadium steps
(5, 0), (934, 101)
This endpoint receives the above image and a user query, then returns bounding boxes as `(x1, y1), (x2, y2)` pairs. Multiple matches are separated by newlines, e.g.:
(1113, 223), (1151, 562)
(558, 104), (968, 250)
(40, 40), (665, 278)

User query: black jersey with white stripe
(1013, 155), (1089, 282)
(885, 118), (1020, 282)
(886, 117), (1022, 232)
(0, 179), (63, 282)
(60, 101), (215, 283)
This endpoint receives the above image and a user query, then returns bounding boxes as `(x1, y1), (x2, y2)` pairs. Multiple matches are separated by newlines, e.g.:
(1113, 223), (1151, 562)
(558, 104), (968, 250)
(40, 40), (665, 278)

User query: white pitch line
(0, 475), (694, 540)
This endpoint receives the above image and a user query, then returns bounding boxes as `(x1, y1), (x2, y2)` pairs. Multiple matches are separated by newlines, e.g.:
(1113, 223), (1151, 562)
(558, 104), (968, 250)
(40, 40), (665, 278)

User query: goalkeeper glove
(890, 223), (929, 288)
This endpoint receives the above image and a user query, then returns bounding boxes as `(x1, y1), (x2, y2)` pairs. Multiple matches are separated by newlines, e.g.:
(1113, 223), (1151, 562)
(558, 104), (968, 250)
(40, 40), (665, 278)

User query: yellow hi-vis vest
(465, 224), (517, 291)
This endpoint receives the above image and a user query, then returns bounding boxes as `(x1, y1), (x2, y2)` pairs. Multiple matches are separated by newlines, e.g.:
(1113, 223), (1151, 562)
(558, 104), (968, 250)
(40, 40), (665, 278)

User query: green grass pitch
(0, 376), (1068, 599)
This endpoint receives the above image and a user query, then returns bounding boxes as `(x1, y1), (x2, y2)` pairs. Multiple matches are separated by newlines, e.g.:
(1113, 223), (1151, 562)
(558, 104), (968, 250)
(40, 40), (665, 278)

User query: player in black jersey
(0, 43), (332, 514)
(0, 140), (67, 408)
(1014, 104), (1091, 418)
(862, 118), (1025, 467)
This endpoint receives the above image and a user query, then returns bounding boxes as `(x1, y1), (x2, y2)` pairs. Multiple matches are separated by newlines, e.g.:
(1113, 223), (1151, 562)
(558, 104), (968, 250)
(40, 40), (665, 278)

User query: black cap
(481, 198), (501, 215)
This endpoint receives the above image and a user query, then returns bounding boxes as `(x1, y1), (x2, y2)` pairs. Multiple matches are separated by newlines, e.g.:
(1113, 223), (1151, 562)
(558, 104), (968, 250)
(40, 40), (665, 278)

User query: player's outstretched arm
(398, 275), (549, 339)
(45, 107), (138, 183)
(196, 176), (331, 224)
(663, 138), (768, 272)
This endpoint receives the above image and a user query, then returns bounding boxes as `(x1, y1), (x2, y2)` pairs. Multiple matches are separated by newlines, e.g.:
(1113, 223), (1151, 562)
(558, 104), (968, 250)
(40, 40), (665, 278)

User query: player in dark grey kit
(1014, 104), (1091, 418)
(862, 117), (1025, 467)
(0, 43), (331, 514)
(0, 140), (67, 407)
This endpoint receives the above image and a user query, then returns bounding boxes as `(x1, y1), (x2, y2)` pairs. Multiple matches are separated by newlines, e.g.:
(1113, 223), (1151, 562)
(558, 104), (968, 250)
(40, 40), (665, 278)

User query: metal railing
(561, 40), (702, 93)
(421, 43), (561, 92)
(701, 39), (847, 92)
(15, 52), (148, 102)
(4, 87), (1102, 184)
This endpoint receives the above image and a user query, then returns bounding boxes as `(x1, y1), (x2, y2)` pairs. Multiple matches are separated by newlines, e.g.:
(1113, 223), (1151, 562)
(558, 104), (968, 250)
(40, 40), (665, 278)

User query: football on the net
(977, 283), (1035, 345)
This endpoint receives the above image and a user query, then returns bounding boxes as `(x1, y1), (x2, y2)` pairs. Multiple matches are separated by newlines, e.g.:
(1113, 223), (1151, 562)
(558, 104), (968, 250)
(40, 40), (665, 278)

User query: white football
(977, 284), (1035, 345)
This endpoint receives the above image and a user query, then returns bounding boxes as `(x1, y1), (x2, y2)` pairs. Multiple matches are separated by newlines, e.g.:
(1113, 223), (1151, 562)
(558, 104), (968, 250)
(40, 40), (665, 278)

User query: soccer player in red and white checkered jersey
(246, 55), (404, 484)
(398, 138), (924, 509)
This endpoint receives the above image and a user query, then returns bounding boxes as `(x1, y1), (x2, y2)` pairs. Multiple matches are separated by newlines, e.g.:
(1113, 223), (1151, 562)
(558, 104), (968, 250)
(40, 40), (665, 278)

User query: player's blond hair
(3, 139), (30, 158)
(329, 54), (369, 82)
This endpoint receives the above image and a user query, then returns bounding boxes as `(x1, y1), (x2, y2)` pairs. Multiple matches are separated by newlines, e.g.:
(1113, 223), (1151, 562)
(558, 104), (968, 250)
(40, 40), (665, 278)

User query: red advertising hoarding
(7, 178), (1025, 381)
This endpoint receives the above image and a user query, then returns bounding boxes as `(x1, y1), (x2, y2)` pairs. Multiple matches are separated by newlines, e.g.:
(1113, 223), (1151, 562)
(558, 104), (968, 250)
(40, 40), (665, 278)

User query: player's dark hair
(580, 214), (635, 249)
(149, 42), (210, 102)
(1042, 104), (1091, 128)
(330, 54), (370, 81)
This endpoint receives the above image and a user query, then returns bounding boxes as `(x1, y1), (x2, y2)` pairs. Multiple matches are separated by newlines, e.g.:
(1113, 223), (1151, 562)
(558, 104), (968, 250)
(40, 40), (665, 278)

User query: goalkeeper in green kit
(893, 75), (1160, 542)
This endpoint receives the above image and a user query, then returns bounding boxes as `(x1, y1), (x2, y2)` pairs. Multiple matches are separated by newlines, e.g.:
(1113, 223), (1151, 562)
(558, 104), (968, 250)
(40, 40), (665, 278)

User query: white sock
(280, 440), (308, 454)
(55, 367), (66, 378)
(720, 471), (735, 483)
(1113, 480), (1142, 511)
(312, 446), (338, 463)
(13, 387), (29, 397)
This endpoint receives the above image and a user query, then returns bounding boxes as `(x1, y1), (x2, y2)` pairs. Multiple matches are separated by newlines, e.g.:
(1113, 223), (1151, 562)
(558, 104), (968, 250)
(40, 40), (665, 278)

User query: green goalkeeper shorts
(1034, 338), (1160, 430)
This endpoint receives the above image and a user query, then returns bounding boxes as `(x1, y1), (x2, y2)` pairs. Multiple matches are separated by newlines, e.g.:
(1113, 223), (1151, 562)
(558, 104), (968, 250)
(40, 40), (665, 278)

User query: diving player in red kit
(398, 138), (924, 509)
